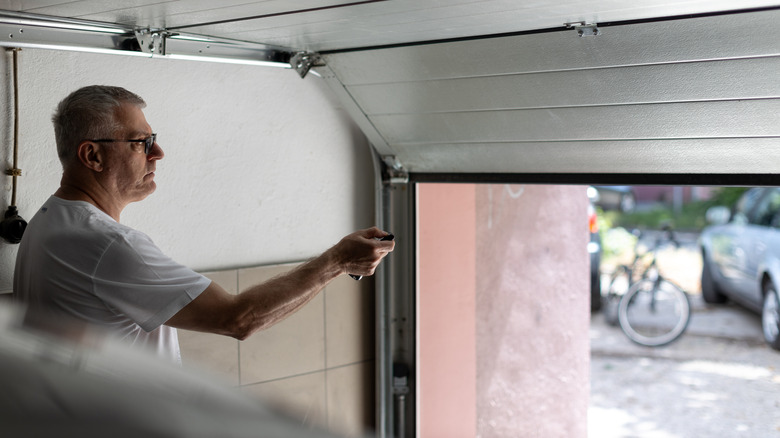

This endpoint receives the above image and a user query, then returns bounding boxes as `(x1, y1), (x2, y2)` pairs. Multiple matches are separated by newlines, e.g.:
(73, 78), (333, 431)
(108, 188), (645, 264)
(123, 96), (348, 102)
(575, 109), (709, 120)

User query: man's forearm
(233, 249), (343, 336)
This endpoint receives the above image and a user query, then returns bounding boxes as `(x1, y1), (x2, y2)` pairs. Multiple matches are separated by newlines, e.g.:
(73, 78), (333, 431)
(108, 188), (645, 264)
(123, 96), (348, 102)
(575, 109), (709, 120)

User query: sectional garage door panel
(388, 138), (780, 175)
(321, 9), (780, 177)
(371, 100), (779, 146)
(324, 10), (780, 85)
(347, 57), (780, 115)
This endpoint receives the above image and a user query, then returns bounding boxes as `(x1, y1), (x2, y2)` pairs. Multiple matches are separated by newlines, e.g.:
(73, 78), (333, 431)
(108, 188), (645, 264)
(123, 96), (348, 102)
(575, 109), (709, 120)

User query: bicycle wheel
(603, 266), (630, 326)
(618, 278), (691, 347)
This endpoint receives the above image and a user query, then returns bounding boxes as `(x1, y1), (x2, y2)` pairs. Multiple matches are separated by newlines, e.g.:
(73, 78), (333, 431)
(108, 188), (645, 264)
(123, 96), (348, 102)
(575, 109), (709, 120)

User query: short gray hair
(52, 85), (146, 167)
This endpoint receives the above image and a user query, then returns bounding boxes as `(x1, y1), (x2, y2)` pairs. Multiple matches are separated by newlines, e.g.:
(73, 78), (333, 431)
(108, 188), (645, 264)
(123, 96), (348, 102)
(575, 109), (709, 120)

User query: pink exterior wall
(418, 184), (589, 438)
(418, 183), (477, 438)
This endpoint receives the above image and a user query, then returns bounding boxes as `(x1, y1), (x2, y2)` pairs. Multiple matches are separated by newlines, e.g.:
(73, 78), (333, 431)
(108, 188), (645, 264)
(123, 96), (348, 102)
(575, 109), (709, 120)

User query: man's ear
(76, 141), (104, 172)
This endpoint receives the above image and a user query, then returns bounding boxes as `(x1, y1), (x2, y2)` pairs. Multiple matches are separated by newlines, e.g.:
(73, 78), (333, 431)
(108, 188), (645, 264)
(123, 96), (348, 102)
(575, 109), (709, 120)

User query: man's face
(101, 103), (164, 204)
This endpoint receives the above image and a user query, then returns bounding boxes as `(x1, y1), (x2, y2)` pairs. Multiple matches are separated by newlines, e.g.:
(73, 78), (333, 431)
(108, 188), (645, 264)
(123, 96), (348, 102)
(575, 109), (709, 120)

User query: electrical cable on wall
(1, 48), (27, 244)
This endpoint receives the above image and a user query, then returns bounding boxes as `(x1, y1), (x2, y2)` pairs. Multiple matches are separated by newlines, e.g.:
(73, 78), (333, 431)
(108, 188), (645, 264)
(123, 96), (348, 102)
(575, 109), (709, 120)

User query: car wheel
(701, 252), (727, 304)
(762, 283), (780, 351)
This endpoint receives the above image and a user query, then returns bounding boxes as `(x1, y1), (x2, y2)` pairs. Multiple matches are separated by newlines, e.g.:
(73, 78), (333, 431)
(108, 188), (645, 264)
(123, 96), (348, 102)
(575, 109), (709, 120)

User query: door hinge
(290, 52), (325, 78)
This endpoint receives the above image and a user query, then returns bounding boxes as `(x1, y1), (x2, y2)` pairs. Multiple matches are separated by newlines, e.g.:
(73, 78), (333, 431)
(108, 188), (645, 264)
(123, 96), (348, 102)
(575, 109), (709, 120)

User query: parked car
(592, 186), (636, 212)
(588, 187), (602, 312)
(699, 187), (780, 350)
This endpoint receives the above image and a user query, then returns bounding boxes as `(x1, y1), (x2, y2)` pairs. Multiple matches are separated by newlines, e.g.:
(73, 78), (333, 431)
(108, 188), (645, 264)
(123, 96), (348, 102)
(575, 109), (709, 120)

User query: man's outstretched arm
(165, 227), (394, 340)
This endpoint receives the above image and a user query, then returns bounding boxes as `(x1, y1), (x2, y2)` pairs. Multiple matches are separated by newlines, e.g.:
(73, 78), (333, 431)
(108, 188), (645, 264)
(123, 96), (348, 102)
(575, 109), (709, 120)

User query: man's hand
(331, 227), (395, 278)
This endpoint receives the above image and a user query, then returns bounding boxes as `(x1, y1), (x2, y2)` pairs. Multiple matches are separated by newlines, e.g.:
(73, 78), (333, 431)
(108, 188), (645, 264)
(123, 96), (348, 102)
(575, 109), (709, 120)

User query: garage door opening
(415, 183), (776, 438)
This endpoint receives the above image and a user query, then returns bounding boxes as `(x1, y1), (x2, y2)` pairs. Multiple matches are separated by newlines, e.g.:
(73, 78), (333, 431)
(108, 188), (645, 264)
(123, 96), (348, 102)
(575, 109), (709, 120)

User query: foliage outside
(598, 187), (750, 264)
(600, 187), (749, 232)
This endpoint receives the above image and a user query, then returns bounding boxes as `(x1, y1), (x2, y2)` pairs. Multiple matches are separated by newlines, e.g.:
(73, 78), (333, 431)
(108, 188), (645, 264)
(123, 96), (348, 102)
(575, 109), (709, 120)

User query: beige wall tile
(326, 362), (375, 437)
(243, 371), (328, 431)
(200, 269), (240, 295)
(178, 329), (239, 385)
(179, 270), (240, 385)
(240, 292), (325, 384)
(325, 275), (375, 368)
(238, 263), (328, 384)
(180, 261), (376, 436)
(237, 263), (300, 291)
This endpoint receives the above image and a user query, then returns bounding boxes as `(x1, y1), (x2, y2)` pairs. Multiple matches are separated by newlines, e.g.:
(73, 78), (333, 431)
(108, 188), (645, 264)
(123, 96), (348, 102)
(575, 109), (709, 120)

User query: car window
(736, 188), (764, 215)
(733, 188), (765, 225)
(750, 188), (780, 226)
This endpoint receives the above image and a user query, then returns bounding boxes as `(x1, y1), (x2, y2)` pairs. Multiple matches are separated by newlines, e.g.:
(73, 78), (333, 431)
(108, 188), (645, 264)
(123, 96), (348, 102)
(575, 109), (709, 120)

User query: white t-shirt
(13, 196), (211, 364)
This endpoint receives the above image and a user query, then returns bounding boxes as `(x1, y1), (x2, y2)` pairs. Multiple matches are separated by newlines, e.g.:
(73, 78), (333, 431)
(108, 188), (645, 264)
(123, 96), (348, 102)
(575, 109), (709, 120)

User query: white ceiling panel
(22, 0), (353, 29)
(2, 0), (779, 51)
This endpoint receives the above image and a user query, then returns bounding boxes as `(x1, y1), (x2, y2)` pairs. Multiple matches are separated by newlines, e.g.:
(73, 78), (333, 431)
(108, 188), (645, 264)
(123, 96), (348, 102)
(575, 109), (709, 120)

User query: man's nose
(148, 141), (164, 160)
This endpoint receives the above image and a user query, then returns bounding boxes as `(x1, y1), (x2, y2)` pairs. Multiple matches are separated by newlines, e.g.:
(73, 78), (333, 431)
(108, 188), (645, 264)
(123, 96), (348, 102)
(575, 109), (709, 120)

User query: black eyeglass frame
(88, 133), (157, 154)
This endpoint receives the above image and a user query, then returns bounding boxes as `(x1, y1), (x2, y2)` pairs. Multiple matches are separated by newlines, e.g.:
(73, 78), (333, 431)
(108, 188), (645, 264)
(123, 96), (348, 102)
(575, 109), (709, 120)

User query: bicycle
(602, 226), (692, 347)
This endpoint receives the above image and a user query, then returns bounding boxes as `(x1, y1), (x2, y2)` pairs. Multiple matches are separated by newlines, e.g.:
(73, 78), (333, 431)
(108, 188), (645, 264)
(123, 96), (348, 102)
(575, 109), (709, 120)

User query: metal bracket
(382, 156), (409, 185)
(135, 28), (178, 55)
(290, 51), (325, 78)
(565, 21), (600, 37)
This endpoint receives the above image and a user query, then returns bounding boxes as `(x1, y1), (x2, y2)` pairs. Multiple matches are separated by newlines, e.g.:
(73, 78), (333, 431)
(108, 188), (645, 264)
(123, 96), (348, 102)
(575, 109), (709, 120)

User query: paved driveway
(590, 294), (780, 437)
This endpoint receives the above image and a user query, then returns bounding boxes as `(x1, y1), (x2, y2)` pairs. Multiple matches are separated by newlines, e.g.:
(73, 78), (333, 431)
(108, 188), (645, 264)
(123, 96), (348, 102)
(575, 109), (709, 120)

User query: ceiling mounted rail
(0, 11), (305, 71)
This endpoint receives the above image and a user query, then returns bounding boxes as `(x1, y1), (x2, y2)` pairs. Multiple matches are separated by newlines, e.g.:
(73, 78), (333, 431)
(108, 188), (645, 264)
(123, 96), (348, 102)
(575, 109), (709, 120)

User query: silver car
(699, 187), (780, 351)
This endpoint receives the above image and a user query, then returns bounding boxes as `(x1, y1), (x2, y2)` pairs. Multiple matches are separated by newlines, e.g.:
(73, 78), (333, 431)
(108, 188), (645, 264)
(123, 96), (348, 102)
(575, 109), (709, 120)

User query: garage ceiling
(1, 0), (777, 52)
(2, 1), (780, 183)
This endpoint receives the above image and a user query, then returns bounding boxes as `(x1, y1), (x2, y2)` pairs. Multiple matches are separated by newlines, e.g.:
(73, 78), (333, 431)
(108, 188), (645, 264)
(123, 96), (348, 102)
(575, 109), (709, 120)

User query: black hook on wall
(1, 205), (26, 243)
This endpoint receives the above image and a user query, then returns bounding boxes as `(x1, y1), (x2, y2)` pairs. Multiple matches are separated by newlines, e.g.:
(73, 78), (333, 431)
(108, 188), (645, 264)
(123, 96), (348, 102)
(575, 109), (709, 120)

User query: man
(13, 85), (394, 364)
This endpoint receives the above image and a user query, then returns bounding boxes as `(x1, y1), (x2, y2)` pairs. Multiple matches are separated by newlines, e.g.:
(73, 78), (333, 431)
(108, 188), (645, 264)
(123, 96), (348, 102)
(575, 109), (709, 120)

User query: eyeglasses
(89, 133), (157, 154)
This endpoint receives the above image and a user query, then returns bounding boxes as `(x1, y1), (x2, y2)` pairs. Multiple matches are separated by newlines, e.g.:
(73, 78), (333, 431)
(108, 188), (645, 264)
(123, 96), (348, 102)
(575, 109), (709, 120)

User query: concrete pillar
(418, 183), (589, 438)
(475, 184), (589, 438)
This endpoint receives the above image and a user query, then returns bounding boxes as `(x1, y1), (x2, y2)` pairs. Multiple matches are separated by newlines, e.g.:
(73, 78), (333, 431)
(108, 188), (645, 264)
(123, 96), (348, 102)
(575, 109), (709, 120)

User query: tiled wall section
(179, 263), (376, 437)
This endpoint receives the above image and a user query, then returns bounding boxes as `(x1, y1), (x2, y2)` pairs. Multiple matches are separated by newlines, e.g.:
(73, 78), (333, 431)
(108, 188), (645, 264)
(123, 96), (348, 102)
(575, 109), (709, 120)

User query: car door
(709, 189), (765, 292)
(733, 188), (780, 305)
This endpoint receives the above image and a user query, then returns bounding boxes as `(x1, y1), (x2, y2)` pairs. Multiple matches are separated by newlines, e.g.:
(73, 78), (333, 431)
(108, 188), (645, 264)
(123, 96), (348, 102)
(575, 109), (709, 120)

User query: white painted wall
(0, 48), (375, 293)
